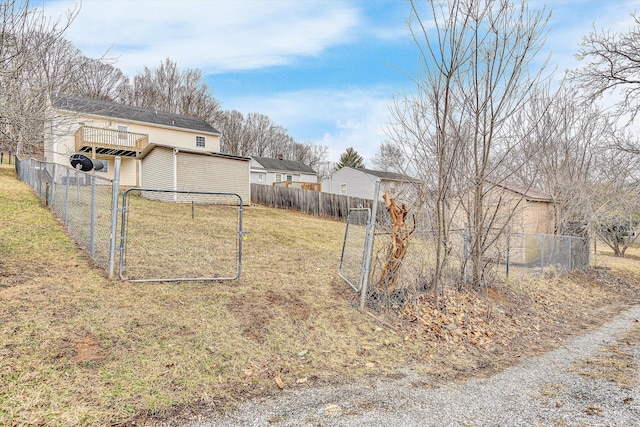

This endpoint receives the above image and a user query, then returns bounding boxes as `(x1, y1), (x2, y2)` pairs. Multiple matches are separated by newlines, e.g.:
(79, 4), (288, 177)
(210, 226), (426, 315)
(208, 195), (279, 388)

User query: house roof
(352, 167), (419, 182)
(251, 156), (316, 174)
(495, 182), (553, 202)
(49, 93), (221, 135)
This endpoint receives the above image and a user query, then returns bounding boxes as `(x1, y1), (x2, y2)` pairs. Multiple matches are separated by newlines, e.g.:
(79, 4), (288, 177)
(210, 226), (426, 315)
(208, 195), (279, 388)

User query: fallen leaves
(397, 288), (513, 350)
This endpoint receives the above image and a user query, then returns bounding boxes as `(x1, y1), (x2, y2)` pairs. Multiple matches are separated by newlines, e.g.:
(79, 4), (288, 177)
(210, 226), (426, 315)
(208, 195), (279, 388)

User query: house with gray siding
(250, 156), (317, 185)
(322, 167), (419, 200)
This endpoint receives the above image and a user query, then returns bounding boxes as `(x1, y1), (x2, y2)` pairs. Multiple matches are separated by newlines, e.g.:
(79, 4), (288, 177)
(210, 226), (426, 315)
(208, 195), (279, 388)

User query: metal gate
(118, 188), (245, 282)
(339, 207), (371, 291)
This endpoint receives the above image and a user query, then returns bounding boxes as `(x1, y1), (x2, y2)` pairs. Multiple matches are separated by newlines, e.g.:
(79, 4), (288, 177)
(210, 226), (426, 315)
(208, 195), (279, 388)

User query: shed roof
(496, 182), (553, 202)
(251, 156), (316, 174)
(50, 93), (221, 135)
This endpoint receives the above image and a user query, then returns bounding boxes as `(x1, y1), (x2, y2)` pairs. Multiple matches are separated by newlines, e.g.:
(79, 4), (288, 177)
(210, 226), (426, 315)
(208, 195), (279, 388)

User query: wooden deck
(75, 126), (149, 157)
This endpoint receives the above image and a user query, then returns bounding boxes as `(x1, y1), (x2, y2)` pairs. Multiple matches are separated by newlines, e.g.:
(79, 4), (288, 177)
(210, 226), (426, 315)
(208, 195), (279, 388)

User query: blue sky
(40, 0), (640, 164)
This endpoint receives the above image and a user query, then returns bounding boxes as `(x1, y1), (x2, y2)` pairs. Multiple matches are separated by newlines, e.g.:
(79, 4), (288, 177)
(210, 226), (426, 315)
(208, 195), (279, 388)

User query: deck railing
(75, 126), (149, 156)
(272, 180), (322, 192)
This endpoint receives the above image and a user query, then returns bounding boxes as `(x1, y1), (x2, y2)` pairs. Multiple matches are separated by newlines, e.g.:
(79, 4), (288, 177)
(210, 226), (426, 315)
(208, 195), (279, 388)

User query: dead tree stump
(376, 191), (415, 294)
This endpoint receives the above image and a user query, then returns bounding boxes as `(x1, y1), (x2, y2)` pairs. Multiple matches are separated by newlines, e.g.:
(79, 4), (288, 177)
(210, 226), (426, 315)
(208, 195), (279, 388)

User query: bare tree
(387, 0), (551, 290)
(218, 109), (327, 170)
(371, 141), (408, 173)
(509, 84), (614, 236)
(0, 0), (79, 157)
(219, 110), (252, 156)
(130, 58), (222, 126)
(587, 146), (640, 257)
(570, 14), (640, 126)
(72, 57), (130, 102)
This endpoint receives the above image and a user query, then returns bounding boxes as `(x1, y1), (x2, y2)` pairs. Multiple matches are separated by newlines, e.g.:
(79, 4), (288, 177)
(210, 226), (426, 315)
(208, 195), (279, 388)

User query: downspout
(173, 147), (179, 202)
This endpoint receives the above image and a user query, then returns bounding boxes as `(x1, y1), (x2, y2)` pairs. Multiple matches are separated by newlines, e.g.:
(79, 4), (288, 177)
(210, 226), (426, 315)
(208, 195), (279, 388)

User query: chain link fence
(507, 232), (590, 278)
(15, 158), (246, 282)
(15, 157), (116, 271)
(338, 191), (591, 308)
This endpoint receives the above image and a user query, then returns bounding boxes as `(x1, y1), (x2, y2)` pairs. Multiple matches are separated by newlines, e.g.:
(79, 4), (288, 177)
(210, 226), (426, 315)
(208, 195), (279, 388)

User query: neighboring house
(322, 167), (419, 201)
(250, 156), (318, 189)
(44, 93), (250, 201)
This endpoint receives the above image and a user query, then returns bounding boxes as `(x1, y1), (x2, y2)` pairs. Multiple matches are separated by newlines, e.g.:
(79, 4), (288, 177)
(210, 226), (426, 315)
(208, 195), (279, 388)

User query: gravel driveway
(181, 305), (640, 426)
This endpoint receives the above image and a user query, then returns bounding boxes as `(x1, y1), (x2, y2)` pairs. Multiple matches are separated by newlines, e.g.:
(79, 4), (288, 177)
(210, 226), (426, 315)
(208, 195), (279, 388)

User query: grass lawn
(2, 163), (640, 426)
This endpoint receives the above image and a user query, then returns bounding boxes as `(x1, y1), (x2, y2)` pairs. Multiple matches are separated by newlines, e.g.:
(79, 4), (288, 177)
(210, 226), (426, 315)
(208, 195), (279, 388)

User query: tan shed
(138, 144), (250, 205)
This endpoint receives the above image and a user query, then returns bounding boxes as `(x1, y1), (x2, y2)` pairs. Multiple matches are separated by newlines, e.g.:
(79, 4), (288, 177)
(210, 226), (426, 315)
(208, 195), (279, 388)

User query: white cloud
(42, 0), (361, 75)
(225, 86), (396, 164)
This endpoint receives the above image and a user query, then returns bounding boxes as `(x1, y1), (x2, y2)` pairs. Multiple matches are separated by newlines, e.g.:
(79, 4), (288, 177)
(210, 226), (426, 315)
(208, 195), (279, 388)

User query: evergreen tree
(335, 147), (364, 170)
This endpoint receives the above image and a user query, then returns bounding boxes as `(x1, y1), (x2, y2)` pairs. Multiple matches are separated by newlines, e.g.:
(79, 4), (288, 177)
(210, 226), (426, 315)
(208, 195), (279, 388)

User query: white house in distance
(322, 167), (419, 200)
(250, 155), (318, 189)
(44, 93), (250, 202)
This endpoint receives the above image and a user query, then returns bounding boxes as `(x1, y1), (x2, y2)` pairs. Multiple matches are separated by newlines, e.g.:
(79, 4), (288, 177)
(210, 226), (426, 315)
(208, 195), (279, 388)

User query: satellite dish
(70, 154), (104, 172)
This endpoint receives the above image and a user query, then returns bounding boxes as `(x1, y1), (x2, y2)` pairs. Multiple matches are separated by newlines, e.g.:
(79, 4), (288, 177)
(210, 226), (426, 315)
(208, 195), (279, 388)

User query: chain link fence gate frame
(337, 181), (381, 309)
(339, 207), (371, 291)
(118, 188), (245, 282)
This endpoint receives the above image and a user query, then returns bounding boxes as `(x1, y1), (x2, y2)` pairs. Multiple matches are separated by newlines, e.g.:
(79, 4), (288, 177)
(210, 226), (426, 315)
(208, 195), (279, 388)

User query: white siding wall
(250, 171), (267, 184)
(322, 168), (377, 199)
(299, 172), (318, 182)
(176, 152), (250, 205)
(141, 146), (175, 190)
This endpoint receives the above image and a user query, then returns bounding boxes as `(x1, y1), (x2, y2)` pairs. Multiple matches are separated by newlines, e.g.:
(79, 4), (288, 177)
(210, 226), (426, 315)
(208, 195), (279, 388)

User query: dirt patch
(73, 334), (105, 363)
(228, 290), (311, 344)
(265, 289), (311, 321)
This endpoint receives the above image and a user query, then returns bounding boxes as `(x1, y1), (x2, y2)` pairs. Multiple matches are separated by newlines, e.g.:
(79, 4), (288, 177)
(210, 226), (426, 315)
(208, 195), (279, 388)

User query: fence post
(90, 175), (96, 257)
(505, 227), (510, 279)
(569, 236), (572, 270)
(64, 168), (70, 225)
(37, 160), (43, 198)
(463, 222), (468, 283)
(50, 164), (57, 209)
(359, 179), (380, 310)
(108, 156), (121, 279)
(540, 234), (545, 274)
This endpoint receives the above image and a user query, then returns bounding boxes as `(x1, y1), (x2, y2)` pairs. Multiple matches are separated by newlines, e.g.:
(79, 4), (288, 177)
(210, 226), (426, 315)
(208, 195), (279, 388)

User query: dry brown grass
(2, 163), (640, 426)
(570, 318), (640, 388)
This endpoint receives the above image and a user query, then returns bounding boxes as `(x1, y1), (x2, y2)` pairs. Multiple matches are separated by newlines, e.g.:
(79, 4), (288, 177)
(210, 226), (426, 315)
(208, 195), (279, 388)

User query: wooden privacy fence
(251, 183), (384, 221)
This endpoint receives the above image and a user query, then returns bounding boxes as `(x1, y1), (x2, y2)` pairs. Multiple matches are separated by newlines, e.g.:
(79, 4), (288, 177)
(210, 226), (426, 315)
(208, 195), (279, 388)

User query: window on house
(196, 136), (205, 147)
(286, 175), (293, 182)
(258, 174), (264, 182)
(116, 124), (128, 140)
(276, 174), (282, 182)
(340, 183), (347, 195)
